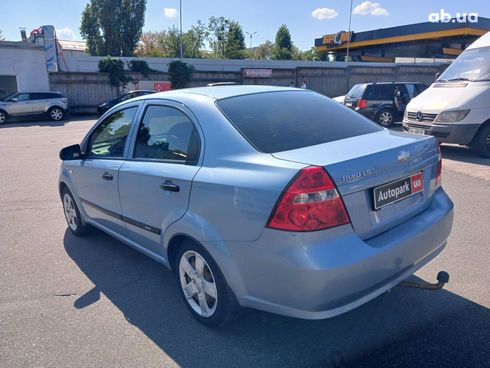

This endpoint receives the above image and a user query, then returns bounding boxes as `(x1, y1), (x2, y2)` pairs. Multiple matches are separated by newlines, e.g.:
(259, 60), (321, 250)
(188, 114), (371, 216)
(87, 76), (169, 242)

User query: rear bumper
(403, 121), (480, 144)
(220, 188), (453, 319)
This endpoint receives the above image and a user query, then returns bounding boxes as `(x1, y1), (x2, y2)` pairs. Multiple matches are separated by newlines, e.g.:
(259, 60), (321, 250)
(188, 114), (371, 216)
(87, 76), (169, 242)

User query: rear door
(29, 92), (50, 114)
(74, 105), (139, 234)
(118, 102), (202, 256)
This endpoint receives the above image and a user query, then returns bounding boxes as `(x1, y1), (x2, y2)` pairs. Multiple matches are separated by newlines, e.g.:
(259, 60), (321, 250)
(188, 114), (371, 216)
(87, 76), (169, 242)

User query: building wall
(0, 43), (50, 96)
(50, 63), (448, 113)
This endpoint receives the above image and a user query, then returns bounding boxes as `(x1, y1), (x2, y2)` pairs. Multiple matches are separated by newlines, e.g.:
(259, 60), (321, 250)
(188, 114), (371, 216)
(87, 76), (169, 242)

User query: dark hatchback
(343, 82), (428, 127)
(97, 90), (155, 115)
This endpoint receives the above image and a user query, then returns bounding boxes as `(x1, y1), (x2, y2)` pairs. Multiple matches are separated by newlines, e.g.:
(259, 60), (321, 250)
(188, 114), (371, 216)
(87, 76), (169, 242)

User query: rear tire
(470, 124), (490, 158)
(48, 106), (64, 121)
(175, 240), (240, 327)
(376, 108), (395, 127)
(0, 110), (8, 125)
(62, 187), (90, 236)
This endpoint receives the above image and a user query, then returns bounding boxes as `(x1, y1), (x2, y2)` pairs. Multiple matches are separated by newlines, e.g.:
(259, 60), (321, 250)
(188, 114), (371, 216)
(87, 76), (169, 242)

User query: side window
(87, 107), (137, 158)
(133, 105), (199, 163)
(364, 85), (394, 100)
(415, 84), (428, 95)
(396, 84), (410, 103)
(17, 93), (31, 101)
(404, 84), (416, 98)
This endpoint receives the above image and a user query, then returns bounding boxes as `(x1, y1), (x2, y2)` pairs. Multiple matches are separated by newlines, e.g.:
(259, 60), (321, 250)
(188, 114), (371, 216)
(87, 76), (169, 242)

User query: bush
(98, 57), (130, 87)
(168, 60), (194, 89)
(128, 60), (155, 78)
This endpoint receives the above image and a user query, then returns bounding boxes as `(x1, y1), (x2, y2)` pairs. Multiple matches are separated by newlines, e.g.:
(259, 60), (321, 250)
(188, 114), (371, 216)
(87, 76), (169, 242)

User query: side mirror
(10, 98), (18, 103)
(435, 72), (441, 81)
(60, 144), (82, 160)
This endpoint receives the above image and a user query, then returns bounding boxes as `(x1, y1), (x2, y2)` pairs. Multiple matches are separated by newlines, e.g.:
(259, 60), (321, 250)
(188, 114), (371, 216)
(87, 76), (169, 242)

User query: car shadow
(64, 230), (490, 368)
(441, 144), (490, 166)
(0, 115), (96, 128)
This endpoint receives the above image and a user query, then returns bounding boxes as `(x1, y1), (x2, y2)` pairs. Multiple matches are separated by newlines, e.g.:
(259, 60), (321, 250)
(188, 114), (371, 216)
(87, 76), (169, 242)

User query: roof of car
(139, 85), (303, 101)
(16, 91), (63, 94)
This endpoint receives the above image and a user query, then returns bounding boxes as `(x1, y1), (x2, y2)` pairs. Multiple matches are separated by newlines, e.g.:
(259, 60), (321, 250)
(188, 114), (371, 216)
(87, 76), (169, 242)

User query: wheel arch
(471, 118), (490, 143)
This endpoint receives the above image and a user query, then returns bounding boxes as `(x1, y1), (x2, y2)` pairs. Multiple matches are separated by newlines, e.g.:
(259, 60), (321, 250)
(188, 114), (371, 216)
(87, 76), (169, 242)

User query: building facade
(315, 17), (490, 62)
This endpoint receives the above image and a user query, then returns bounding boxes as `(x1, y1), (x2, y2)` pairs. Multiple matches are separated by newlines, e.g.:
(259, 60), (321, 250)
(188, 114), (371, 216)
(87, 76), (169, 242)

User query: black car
(343, 82), (428, 127)
(97, 90), (155, 115)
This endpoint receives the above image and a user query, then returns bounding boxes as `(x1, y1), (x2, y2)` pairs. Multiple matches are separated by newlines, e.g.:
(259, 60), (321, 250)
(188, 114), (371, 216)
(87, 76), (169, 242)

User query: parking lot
(0, 117), (489, 368)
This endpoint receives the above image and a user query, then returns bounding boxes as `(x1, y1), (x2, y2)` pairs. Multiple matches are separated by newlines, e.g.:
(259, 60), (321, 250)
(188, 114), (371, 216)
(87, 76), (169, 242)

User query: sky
(0, 0), (489, 50)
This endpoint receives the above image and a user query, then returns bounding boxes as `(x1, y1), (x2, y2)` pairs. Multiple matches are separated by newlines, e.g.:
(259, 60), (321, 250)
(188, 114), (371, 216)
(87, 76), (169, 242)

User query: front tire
(376, 109), (395, 127)
(0, 110), (8, 125)
(471, 124), (490, 158)
(48, 106), (64, 121)
(176, 240), (240, 327)
(62, 187), (90, 236)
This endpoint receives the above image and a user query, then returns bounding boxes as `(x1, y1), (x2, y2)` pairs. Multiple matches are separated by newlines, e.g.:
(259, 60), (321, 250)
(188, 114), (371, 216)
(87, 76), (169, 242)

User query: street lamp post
(179, 0), (183, 61)
(246, 31), (257, 49)
(346, 0), (353, 61)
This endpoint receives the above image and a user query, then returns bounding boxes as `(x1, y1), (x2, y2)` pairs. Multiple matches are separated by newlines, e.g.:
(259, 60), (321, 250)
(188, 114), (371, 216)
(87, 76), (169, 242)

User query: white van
(403, 31), (490, 157)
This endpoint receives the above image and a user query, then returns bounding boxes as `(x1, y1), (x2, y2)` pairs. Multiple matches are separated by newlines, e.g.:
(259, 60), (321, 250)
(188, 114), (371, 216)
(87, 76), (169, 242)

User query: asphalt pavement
(0, 117), (489, 368)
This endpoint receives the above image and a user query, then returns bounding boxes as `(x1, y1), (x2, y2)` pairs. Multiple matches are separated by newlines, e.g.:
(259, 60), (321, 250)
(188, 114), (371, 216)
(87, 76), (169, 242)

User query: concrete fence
(50, 63), (448, 114)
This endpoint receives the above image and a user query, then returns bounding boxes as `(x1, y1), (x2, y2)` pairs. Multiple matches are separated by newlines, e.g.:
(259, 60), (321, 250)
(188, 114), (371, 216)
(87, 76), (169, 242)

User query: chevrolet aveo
(59, 86), (454, 327)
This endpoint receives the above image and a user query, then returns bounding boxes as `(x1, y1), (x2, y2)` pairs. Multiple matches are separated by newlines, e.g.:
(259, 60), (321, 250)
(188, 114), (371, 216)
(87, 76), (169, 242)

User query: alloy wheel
(63, 193), (78, 231)
(379, 111), (393, 126)
(179, 250), (218, 318)
(0, 112), (6, 125)
(51, 108), (63, 121)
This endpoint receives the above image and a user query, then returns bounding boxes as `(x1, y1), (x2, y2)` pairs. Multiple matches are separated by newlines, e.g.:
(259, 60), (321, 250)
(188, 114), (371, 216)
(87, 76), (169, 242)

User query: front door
(118, 103), (202, 256)
(9, 93), (33, 115)
(74, 106), (139, 234)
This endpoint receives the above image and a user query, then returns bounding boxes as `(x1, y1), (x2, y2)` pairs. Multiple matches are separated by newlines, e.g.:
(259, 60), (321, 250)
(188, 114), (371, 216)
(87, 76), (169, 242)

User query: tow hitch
(398, 271), (450, 290)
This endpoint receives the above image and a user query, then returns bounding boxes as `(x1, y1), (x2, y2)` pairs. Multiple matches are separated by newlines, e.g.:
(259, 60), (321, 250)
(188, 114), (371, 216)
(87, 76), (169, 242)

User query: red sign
(154, 81), (172, 92)
(243, 69), (273, 78)
(411, 172), (424, 193)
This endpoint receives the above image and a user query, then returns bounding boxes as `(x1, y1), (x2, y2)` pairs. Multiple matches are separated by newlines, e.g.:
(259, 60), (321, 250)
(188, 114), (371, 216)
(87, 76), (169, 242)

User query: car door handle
(160, 180), (179, 192)
(102, 172), (113, 181)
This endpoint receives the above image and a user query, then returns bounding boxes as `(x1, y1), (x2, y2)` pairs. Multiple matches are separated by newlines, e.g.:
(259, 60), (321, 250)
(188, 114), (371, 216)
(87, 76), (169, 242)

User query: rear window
(216, 91), (382, 153)
(347, 84), (366, 98)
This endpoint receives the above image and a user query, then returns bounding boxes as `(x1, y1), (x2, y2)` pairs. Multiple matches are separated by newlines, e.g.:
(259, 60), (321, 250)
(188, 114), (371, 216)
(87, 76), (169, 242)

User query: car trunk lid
(272, 130), (439, 239)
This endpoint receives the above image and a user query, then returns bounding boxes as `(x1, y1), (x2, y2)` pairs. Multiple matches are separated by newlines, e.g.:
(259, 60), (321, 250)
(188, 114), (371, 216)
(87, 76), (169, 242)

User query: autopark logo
(428, 9), (479, 23)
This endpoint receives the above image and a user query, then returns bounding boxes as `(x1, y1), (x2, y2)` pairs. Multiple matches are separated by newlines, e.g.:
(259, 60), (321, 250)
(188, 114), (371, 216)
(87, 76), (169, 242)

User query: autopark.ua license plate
(373, 172), (424, 210)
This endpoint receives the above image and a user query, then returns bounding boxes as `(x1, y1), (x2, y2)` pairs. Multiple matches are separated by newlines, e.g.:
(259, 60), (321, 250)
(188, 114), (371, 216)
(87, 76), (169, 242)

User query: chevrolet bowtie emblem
(398, 151), (410, 162)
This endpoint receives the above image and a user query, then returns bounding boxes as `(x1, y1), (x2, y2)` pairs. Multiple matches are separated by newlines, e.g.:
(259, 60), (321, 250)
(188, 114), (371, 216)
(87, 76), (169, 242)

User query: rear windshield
(346, 84), (366, 98)
(216, 91), (382, 153)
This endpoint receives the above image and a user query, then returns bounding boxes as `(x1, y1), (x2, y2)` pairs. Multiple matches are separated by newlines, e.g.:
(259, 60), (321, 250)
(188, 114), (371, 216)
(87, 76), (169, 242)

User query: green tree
(183, 21), (208, 58)
(80, 0), (146, 56)
(271, 24), (293, 60)
(254, 41), (273, 60)
(168, 60), (194, 89)
(0, 29), (6, 41)
(207, 16), (231, 58)
(224, 21), (246, 59)
(135, 31), (166, 57)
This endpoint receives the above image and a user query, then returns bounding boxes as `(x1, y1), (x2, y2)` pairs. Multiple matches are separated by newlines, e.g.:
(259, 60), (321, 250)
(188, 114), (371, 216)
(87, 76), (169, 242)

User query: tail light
(266, 166), (350, 232)
(436, 144), (442, 187)
(357, 99), (367, 109)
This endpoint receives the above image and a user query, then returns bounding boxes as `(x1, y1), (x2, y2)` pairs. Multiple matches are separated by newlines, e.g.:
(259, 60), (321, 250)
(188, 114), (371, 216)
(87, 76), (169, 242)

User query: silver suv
(0, 91), (68, 124)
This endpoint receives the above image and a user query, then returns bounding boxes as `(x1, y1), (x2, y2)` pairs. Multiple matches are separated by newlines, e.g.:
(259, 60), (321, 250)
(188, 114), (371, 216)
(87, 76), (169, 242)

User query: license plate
(408, 127), (425, 135)
(346, 102), (353, 107)
(373, 172), (424, 210)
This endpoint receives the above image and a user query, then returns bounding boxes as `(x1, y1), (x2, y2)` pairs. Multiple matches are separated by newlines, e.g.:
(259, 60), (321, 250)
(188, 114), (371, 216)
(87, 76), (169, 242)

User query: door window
(133, 105), (200, 163)
(17, 93), (31, 101)
(87, 107), (137, 158)
(364, 85), (394, 100)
